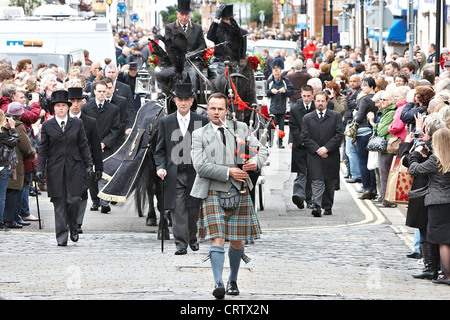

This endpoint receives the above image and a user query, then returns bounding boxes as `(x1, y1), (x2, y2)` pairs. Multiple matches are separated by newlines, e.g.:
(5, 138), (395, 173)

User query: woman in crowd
(354, 77), (378, 200)
(0, 110), (19, 231)
(318, 62), (333, 88)
(409, 127), (450, 285)
(3, 102), (36, 229)
(325, 80), (347, 117)
(401, 86), (434, 132)
(367, 89), (397, 207)
(400, 113), (446, 280)
(388, 85), (410, 144)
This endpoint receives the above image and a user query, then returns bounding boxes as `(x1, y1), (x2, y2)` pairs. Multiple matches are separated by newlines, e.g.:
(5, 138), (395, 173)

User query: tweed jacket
(190, 120), (268, 199)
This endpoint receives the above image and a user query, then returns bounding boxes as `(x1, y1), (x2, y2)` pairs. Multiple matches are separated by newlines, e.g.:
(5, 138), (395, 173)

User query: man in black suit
(104, 64), (135, 132)
(154, 83), (208, 255)
(289, 85), (315, 210)
(104, 77), (129, 149)
(36, 90), (93, 246)
(301, 91), (344, 217)
(82, 80), (121, 214)
(68, 87), (103, 233)
(165, 0), (206, 94)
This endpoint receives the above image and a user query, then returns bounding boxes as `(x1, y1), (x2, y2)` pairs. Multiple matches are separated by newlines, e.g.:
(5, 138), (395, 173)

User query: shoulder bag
(366, 131), (387, 152)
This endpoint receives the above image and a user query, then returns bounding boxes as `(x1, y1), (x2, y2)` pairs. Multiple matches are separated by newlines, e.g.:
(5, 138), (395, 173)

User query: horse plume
(151, 30), (188, 96)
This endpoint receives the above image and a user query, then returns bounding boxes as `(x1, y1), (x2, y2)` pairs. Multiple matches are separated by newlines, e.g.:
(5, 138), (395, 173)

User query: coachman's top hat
(68, 87), (87, 100)
(177, 0), (191, 13)
(50, 90), (72, 107)
(174, 83), (193, 98)
(220, 3), (234, 19)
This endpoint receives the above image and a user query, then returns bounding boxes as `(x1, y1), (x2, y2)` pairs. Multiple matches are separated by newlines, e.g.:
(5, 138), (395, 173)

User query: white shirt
(55, 115), (68, 127)
(69, 112), (80, 119)
(316, 109), (326, 118)
(176, 111), (190, 136)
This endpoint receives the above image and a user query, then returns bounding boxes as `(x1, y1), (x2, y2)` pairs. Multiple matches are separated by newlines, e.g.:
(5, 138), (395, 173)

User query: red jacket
(303, 44), (317, 61)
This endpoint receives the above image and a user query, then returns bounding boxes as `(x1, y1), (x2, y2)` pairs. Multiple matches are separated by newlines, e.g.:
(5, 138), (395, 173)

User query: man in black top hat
(118, 62), (142, 114)
(36, 90), (93, 246)
(165, 0), (206, 95)
(154, 82), (208, 255)
(67, 87), (103, 233)
(206, 3), (247, 80)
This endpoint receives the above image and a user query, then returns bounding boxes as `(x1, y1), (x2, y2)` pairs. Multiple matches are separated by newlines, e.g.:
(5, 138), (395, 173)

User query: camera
(324, 89), (331, 95)
(26, 92), (33, 100)
(413, 132), (423, 139)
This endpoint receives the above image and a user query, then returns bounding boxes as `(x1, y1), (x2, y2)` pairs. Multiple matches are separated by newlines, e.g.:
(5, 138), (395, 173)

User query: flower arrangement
(148, 54), (159, 68)
(246, 54), (266, 71)
(203, 47), (214, 69)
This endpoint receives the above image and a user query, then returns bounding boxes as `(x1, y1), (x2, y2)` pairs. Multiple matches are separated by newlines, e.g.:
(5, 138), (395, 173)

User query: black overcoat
(301, 109), (344, 180)
(289, 99), (315, 173)
(37, 116), (92, 198)
(81, 99), (121, 159)
(154, 111), (208, 210)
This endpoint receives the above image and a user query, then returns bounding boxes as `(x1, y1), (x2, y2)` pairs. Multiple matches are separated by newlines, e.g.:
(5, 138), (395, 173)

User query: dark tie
(183, 25), (187, 33)
(98, 103), (102, 109)
(218, 127), (226, 146)
(319, 112), (323, 119)
(61, 121), (65, 132)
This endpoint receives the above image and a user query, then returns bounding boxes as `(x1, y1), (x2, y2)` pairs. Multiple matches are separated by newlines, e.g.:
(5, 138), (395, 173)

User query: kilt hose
(198, 189), (262, 242)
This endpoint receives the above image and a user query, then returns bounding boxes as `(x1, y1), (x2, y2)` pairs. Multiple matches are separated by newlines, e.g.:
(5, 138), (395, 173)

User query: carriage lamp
(254, 71), (267, 99)
(135, 69), (152, 96)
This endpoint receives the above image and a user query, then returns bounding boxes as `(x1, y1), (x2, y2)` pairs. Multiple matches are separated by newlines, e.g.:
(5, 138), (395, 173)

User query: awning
(367, 18), (407, 44)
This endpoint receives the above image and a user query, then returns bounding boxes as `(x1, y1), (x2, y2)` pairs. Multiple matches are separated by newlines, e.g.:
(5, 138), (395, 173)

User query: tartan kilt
(198, 189), (262, 242)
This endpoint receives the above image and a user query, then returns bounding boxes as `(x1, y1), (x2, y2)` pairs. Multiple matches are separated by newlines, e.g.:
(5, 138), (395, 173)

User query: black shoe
(70, 232), (79, 242)
(100, 204), (111, 214)
(432, 277), (450, 285)
(311, 206), (321, 217)
(344, 173), (351, 179)
(358, 189), (377, 200)
(292, 195), (304, 209)
(278, 145), (285, 149)
(57, 243), (67, 247)
(0, 223), (9, 231)
(189, 242), (199, 251)
(15, 216), (30, 226)
(406, 252), (422, 259)
(90, 203), (99, 211)
(324, 209), (332, 215)
(4, 221), (22, 229)
(226, 281), (240, 295)
(212, 282), (225, 299)
(77, 224), (83, 234)
(175, 248), (187, 255)
(345, 178), (362, 183)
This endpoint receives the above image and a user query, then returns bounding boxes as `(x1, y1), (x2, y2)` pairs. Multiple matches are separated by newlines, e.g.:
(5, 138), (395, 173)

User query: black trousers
(51, 175), (80, 245)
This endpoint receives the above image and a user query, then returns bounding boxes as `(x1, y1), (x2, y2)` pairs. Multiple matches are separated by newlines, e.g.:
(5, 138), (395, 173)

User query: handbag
(366, 132), (387, 152)
(218, 185), (241, 211)
(344, 121), (358, 139)
(387, 136), (402, 154)
(384, 156), (413, 204)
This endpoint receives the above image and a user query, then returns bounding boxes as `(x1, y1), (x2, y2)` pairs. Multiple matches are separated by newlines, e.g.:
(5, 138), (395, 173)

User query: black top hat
(129, 62), (138, 70)
(174, 83), (193, 98)
(177, 0), (191, 13)
(68, 87), (86, 100)
(220, 4), (234, 19)
(50, 90), (72, 107)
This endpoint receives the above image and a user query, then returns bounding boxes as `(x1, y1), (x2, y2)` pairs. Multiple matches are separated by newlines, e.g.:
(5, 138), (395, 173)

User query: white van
(0, 17), (116, 68)
(252, 39), (299, 57)
(0, 46), (85, 73)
